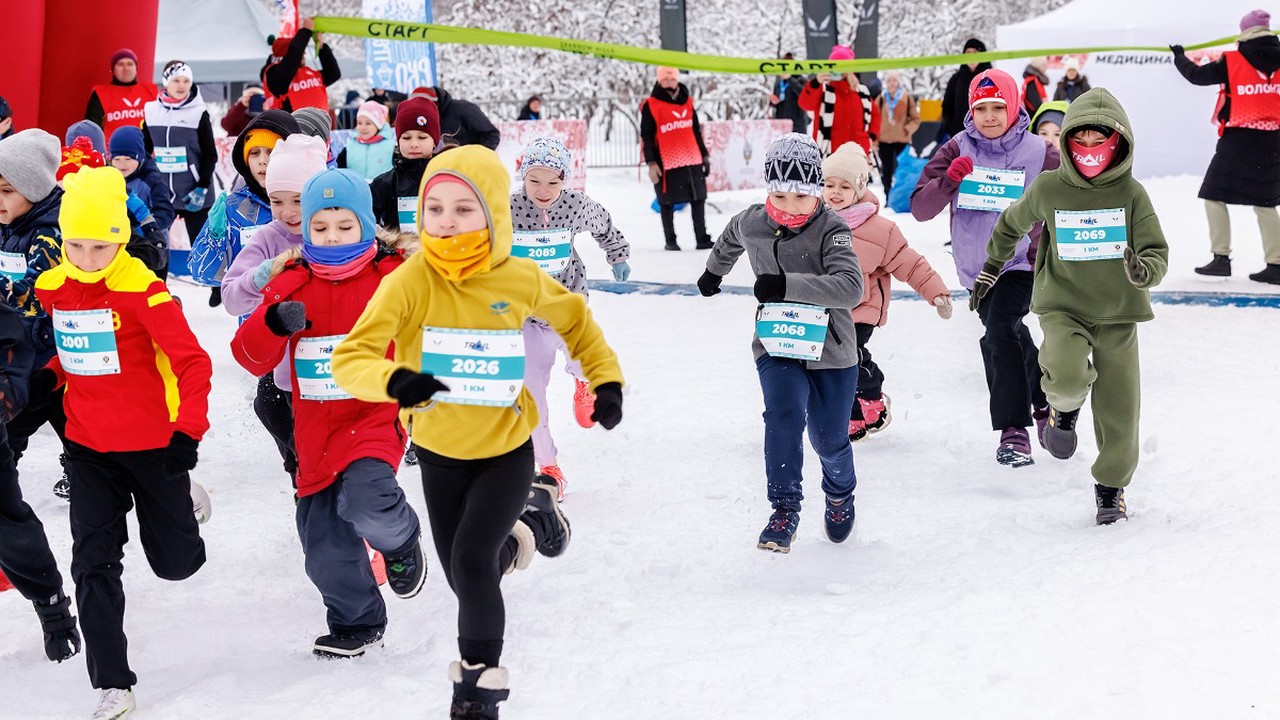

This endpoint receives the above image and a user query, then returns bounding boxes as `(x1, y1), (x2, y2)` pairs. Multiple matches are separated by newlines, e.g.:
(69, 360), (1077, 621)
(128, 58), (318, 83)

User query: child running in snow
(511, 137), (631, 498)
(222, 134), (329, 487)
(370, 97), (440, 233)
(35, 166), (213, 719)
(698, 133), (864, 553)
(332, 144), (624, 718)
(976, 87), (1168, 525)
(231, 168), (425, 657)
(911, 68), (1060, 468)
(338, 101), (395, 181)
(820, 142), (951, 442)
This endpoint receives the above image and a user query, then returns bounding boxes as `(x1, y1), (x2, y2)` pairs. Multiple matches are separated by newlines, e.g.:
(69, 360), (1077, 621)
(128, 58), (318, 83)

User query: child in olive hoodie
(976, 87), (1168, 526)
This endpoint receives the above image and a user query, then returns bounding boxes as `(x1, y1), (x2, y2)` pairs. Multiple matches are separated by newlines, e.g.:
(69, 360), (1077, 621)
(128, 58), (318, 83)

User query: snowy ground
(2, 169), (1278, 718)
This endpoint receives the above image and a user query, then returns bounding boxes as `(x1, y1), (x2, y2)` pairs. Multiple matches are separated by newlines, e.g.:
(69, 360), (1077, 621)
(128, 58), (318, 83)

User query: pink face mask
(1068, 132), (1122, 179)
(765, 198), (817, 228)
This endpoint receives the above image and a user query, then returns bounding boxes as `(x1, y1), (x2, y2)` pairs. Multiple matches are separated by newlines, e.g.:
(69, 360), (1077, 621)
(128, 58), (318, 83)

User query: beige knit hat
(821, 142), (871, 190)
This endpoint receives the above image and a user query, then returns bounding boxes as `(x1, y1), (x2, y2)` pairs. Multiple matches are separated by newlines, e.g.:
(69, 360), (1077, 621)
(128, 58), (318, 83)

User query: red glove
(946, 156), (974, 183)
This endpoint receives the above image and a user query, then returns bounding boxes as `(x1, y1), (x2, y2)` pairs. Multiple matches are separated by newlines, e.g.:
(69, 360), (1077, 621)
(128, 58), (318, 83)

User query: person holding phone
(222, 85), (266, 137)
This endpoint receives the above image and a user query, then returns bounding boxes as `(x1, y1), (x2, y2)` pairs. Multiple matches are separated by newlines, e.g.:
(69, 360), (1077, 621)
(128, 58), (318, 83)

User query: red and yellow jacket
(230, 251), (405, 497)
(34, 249), (212, 453)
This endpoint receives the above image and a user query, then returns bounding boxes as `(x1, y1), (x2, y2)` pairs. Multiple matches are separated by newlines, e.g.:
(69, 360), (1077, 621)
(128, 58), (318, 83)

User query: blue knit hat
(301, 169), (376, 244)
(65, 120), (106, 156)
(108, 126), (148, 163)
(518, 137), (571, 181)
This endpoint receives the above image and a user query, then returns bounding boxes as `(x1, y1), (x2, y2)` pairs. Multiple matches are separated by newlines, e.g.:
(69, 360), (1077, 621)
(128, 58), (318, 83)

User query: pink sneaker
(1033, 405), (1050, 449)
(573, 380), (596, 429)
(539, 465), (567, 502)
(860, 394), (892, 435)
(848, 418), (868, 442)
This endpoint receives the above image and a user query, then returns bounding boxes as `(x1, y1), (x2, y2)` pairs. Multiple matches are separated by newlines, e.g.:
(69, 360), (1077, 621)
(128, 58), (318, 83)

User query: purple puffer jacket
(220, 219), (303, 388)
(910, 109), (1059, 288)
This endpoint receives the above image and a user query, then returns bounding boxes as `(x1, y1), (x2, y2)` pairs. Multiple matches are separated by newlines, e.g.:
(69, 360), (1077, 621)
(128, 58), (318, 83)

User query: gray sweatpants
(1206, 200), (1280, 264)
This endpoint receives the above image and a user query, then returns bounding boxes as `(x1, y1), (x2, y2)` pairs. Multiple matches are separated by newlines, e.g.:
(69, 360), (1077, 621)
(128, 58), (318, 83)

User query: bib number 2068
(770, 323), (806, 337)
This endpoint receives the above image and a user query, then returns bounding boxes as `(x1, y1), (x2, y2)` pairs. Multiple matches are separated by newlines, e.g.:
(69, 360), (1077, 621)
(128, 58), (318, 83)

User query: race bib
(293, 334), (351, 401)
(0, 251), (27, 282)
(397, 196), (417, 233)
(52, 308), (120, 376)
(511, 229), (573, 275)
(957, 167), (1025, 212)
(756, 303), (828, 362)
(1055, 208), (1127, 261)
(155, 146), (189, 174)
(419, 327), (525, 407)
(238, 224), (265, 247)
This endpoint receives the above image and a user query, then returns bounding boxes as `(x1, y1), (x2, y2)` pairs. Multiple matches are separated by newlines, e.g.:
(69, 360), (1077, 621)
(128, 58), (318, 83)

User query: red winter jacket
(231, 251), (405, 497)
(798, 78), (882, 155)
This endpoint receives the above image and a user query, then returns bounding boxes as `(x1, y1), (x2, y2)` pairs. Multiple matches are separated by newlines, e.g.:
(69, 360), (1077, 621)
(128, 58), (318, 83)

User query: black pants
(416, 440), (531, 668)
(976, 270), (1047, 430)
(0, 423), (65, 601)
(879, 142), (909, 196)
(65, 441), (206, 689)
(254, 374), (297, 481)
(7, 384), (68, 462)
(850, 323), (886, 420)
(659, 201), (709, 247)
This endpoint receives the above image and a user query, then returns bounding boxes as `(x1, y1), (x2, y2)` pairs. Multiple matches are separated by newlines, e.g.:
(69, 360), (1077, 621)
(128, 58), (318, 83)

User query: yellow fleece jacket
(331, 145), (623, 460)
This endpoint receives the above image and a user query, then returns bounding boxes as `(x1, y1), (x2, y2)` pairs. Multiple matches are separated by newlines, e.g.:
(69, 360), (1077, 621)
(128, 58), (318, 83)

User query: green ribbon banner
(315, 16), (1247, 75)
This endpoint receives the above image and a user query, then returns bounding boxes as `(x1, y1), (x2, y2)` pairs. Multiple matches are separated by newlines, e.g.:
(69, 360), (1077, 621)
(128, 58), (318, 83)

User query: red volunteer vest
(95, 82), (158, 139)
(264, 66), (329, 112)
(1225, 51), (1280, 130)
(643, 97), (702, 170)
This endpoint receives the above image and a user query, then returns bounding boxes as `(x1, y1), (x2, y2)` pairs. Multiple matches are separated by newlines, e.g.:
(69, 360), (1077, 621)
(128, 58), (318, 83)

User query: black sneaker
(823, 496), (855, 544)
(1248, 263), (1280, 285)
(695, 236), (714, 250)
(208, 286), (223, 307)
(520, 480), (571, 557)
(1094, 484), (1128, 525)
(52, 453), (70, 501)
(33, 593), (81, 663)
(1194, 254), (1231, 277)
(757, 509), (799, 553)
(403, 445), (418, 466)
(383, 539), (427, 599)
(313, 629), (384, 658)
(1043, 408), (1080, 460)
(663, 241), (681, 251)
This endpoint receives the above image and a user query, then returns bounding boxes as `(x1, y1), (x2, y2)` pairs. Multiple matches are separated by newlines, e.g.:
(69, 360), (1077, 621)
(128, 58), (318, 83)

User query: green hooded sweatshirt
(986, 87), (1169, 324)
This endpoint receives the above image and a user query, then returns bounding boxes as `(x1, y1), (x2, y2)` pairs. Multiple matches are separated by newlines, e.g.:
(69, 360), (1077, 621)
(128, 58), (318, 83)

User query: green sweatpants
(1037, 313), (1141, 489)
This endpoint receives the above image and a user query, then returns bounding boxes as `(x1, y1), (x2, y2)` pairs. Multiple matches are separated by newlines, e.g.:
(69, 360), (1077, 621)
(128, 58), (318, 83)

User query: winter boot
(1043, 408), (1080, 460)
(847, 418), (867, 443)
(996, 427), (1035, 468)
(695, 234), (714, 250)
(208, 286), (222, 307)
(53, 452), (70, 501)
(1248, 263), (1280, 285)
(90, 688), (136, 720)
(1194, 254), (1231, 277)
(313, 628), (385, 658)
(520, 480), (572, 557)
(757, 509), (799, 553)
(449, 660), (510, 720)
(572, 379), (596, 429)
(33, 592), (81, 662)
(1032, 405), (1051, 449)
(538, 464), (567, 502)
(823, 496), (855, 544)
(1094, 484), (1128, 525)
(861, 394), (892, 435)
(190, 481), (211, 524)
(503, 521), (537, 575)
(383, 538), (427, 599)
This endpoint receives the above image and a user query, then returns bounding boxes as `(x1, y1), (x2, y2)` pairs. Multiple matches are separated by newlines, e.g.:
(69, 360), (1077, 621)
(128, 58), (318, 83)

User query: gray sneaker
(1043, 408), (1080, 460)
(1094, 484), (1128, 525)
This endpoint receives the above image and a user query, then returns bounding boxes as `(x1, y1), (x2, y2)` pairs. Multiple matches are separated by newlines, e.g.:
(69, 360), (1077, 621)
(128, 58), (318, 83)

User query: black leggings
(253, 374), (297, 481)
(416, 440), (532, 667)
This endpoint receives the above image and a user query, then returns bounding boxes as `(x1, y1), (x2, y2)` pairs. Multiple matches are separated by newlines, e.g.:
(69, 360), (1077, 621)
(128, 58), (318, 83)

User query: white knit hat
(821, 142), (871, 188)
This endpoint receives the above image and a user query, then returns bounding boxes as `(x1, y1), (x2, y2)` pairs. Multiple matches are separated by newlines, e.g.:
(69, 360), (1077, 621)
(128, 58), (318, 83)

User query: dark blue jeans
(756, 354), (859, 511)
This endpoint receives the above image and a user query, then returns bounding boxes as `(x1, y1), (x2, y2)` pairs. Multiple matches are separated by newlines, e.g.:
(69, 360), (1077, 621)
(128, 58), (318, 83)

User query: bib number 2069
(1073, 229), (1108, 241)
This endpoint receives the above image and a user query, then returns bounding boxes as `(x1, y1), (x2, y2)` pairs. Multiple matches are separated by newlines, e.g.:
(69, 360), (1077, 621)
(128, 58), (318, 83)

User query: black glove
(753, 273), (786, 303)
(164, 431), (200, 475)
(33, 594), (81, 663)
(968, 259), (1003, 312)
(1170, 44), (1185, 56)
(697, 270), (723, 297)
(387, 368), (450, 408)
(590, 382), (623, 430)
(701, 156), (711, 176)
(1123, 248), (1149, 286)
(30, 368), (59, 399)
(265, 301), (308, 336)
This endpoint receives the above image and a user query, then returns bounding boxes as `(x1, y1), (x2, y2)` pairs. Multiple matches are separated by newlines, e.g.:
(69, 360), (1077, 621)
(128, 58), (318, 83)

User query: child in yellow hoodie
(332, 145), (623, 717)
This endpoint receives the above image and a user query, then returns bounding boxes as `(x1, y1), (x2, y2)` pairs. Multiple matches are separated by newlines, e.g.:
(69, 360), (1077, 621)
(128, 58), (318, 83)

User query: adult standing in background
(84, 49), (157, 140)
(1053, 57), (1092, 102)
(261, 16), (341, 113)
(938, 38), (992, 144)
(1020, 57), (1050, 115)
(640, 66), (712, 251)
(221, 84), (265, 136)
(1174, 9), (1280, 284)
(875, 70), (920, 196)
(421, 86), (500, 149)
(770, 53), (809, 134)
(518, 96), (543, 121)
(799, 45), (880, 157)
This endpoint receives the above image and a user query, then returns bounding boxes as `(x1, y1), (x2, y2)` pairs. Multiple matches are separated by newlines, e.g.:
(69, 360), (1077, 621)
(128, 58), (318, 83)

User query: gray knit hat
(0, 128), (61, 201)
(292, 108), (332, 144)
(764, 132), (824, 197)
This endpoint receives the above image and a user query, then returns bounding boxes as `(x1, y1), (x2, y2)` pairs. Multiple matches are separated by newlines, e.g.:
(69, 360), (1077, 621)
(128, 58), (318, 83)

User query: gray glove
(1123, 248), (1149, 286)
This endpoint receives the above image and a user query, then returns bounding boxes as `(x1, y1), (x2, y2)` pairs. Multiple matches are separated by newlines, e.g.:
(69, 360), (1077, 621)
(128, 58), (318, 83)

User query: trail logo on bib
(512, 229), (573, 275)
(419, 327), (525, 407)
(53, 308), (121, 376)
(756, 303), (828, 361)
(957, 167), (1025, 212)
(1055, 208), (1127, 261)
(294, 335), (351, 401)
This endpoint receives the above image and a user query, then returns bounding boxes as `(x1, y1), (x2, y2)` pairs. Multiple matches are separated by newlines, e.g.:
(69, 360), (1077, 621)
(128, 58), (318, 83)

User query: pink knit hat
(265, 134), (327, 195)
(1241, 9), (1271, 31)
(828, 45), (855, 61)
(356, 101), (389, 130)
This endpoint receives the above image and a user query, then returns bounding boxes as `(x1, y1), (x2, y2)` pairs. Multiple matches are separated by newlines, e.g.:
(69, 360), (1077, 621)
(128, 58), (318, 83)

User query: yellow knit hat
(59, 166), (130, 245)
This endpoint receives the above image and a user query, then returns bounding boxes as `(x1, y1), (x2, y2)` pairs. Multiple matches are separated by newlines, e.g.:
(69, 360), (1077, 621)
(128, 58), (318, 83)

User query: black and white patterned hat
(764, 132), (823, 197)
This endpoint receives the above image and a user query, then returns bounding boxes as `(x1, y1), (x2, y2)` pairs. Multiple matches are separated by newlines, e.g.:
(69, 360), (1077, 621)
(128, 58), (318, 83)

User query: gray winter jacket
(706, 204), (863, 370)
(509, 189), (630, 296)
